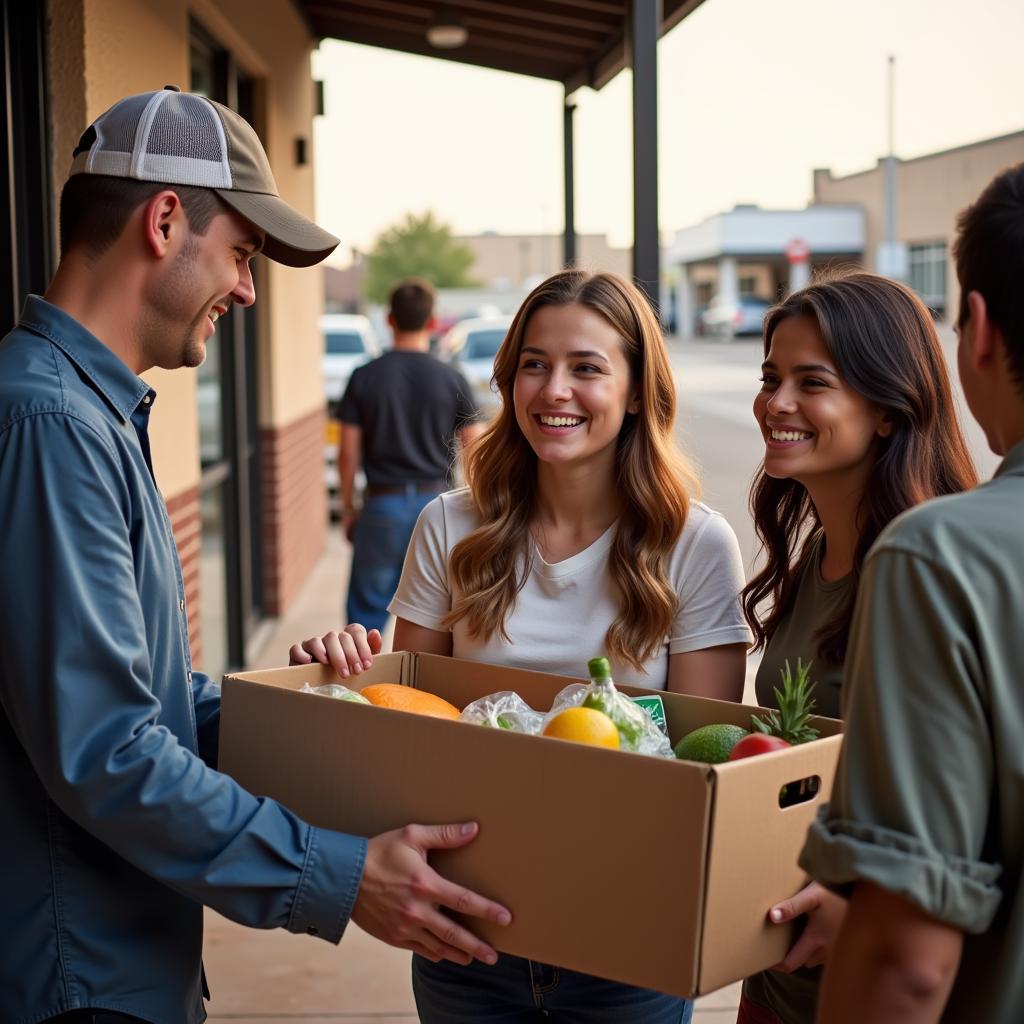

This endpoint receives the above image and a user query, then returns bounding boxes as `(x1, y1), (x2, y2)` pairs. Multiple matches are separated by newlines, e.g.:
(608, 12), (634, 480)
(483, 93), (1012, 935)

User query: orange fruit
(542, 707), (620, 749)
(360, 683), (460, 720)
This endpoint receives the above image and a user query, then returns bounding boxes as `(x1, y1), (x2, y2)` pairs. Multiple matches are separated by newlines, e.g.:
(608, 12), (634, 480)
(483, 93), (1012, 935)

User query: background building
(668, 129), (1024, 336)
(813, 129), (1024, 322)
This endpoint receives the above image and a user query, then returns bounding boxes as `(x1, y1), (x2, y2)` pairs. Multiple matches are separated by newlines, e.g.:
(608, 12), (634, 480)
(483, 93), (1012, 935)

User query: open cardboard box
(220, 653), (842, 998)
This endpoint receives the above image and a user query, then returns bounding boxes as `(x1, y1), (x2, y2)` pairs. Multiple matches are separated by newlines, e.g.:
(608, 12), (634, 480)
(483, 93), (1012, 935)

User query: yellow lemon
(542, 707), (620, 749)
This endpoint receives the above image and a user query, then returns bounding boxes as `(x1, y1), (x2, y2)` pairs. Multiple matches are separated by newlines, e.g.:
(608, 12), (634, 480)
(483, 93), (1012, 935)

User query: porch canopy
(293, 0), (708, 300)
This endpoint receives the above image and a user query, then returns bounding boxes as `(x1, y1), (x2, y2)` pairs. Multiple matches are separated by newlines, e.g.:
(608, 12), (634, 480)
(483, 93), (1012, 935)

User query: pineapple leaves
(751, 658), (821, 745)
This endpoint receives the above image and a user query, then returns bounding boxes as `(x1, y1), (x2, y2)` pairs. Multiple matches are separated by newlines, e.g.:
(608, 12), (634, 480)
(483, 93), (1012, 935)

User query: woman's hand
(288, 624), (383, 679)
(768, 881), (847, 972)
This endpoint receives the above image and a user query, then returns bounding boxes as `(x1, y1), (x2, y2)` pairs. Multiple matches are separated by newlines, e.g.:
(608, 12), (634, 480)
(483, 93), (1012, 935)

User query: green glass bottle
(582, 656), (645, 751)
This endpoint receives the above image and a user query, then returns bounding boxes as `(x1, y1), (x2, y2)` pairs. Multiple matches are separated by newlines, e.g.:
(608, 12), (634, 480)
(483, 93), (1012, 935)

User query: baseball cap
(68, 86), (338, 268)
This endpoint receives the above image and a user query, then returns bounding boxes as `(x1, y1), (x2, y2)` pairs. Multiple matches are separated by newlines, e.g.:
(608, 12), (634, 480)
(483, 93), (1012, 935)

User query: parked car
(699, 295), (772, 339)
(429, 304), (503, 354)
(322, 313), (379, 405)
(322, 314), (377, 519)
(439, 315), (513, 413)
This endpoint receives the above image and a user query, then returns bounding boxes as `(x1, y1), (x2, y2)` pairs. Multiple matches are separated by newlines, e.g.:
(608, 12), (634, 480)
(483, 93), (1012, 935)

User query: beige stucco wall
(46, 0), (325, 498)
(814, 132), (1024, 321)
(459, 233), (632, 288)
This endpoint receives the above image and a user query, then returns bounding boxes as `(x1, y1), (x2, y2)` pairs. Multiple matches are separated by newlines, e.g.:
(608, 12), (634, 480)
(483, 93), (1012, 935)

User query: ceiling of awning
(294, 0), (707, 92)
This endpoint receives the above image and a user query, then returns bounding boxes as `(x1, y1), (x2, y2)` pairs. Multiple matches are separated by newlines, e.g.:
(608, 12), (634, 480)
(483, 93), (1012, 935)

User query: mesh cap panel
(145, 93), (225, 164)
(95, 93), (149, 155)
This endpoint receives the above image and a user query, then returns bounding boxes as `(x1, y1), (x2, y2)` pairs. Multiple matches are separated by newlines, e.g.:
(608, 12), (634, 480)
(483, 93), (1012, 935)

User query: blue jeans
(346, 488), (438, 634)
(412, 952), (693, 1023)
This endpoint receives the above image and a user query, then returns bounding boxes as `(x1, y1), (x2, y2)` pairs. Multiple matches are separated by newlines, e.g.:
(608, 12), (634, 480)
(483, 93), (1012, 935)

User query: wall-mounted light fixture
(426, 8), (467, 49)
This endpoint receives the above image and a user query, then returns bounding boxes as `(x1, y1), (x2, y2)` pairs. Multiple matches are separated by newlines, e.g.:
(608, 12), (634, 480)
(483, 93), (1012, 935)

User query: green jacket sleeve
(800, 544), (1002, 933)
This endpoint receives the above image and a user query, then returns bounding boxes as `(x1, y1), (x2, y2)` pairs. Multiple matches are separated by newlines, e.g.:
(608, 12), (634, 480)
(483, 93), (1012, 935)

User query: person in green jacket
(736, 272), (978, 1024)
(800, 163), (1024, 1023)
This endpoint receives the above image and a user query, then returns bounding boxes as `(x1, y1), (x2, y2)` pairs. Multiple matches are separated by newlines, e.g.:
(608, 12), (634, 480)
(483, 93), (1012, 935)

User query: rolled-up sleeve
(799, 544), (1002, 934)
(0, 412), (366, 941)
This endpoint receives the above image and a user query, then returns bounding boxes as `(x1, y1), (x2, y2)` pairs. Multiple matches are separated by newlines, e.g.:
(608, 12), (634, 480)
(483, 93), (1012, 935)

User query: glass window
(325, 330), (366, 355)
(198, 482), (228, 681)
(908, 242), (947, 318)
(196, 337), (223, 465)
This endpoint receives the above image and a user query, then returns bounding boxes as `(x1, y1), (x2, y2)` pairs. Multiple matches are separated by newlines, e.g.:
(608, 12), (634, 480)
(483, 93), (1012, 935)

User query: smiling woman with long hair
(293, 268), (753, 1022)
(737, 271), (978, 1024)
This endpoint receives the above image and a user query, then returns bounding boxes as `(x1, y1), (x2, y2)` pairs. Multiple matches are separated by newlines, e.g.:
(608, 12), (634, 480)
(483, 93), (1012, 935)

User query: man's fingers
(413, 821), (479, 851)
(419, 907), (498, 965)
(774, 932), (818, 973)
(431, 876), (511, 928)
(769, 883), (822, 924)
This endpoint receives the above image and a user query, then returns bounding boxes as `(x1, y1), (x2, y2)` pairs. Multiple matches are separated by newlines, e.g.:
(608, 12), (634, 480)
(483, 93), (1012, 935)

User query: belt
(366, 479), (446, 498)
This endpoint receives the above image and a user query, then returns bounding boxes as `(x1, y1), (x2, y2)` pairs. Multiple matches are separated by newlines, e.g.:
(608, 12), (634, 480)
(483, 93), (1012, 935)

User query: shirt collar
(994, 438), (1024, 479)
(19, 295), (154, 422)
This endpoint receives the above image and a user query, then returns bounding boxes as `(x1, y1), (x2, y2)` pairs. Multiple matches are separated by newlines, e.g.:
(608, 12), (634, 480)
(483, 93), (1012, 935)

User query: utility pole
(878, 55), (905, 280)
(884, 55), (897, 251)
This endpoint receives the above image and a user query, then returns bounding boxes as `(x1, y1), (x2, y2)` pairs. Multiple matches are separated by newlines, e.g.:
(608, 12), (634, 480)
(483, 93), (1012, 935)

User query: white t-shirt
(388, 489), (752, 689)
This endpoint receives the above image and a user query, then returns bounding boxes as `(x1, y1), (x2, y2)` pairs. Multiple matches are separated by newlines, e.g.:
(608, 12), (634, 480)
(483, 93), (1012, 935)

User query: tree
(363, 211), (478, 303)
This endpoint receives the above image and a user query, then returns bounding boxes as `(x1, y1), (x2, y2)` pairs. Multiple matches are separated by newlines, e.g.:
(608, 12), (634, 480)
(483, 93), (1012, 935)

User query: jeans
(43, 1013), (150, 1023)
(346, 488), (439, 633)
(412, 952), (693, 1023)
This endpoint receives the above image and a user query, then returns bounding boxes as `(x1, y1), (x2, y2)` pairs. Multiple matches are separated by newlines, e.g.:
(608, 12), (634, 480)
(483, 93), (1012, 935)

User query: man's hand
(767, 881), (847, 972)
(352, 821), (511, 965)
(288, 624), (383, 679)
(342, 509), (359, 544)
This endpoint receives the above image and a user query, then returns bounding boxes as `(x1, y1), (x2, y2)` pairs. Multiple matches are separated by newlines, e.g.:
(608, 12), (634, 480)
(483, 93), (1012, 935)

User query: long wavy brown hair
(742, 272), (978, 664)
(442, 269), (700, 672)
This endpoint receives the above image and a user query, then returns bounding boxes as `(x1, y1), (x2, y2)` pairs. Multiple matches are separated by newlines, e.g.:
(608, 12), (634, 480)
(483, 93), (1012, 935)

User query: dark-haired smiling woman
(735, 273), (978, 1024)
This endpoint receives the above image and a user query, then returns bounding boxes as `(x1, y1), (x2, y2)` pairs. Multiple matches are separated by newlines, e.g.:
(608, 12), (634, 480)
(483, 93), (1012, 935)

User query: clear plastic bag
(299, 682), (371, 704)
(543, 680), (674, 758)
(459, 690), (544, 733)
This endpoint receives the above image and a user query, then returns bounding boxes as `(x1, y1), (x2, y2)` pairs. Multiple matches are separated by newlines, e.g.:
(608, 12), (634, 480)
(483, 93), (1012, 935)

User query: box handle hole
(779, 774), (821, 808)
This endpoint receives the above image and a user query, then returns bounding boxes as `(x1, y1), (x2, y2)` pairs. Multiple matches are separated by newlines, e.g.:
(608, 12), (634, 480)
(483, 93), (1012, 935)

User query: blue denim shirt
(0, 297), (367, 1024)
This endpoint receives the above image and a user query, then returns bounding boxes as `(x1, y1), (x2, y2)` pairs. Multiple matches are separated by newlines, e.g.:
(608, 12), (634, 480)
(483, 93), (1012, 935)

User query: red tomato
(728, 733), (792, 760)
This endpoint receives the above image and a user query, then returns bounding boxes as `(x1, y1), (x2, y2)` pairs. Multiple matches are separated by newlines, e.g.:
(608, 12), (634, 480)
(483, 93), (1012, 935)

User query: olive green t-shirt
(801, 441), (1024, 1023)
(744, 536), (851, 1023)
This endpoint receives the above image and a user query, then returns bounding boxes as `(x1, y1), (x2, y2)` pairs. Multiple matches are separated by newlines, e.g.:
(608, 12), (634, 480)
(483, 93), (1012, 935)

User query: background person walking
(339, 278), (481, 636)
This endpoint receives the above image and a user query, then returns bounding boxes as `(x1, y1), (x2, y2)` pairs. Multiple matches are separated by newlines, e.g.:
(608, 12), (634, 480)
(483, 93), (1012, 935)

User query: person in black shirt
(339, 278), (481, 635)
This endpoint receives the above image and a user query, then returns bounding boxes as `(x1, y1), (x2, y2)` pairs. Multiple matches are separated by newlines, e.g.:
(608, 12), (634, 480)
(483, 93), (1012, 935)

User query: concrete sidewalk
(204, 526), (742, 1022)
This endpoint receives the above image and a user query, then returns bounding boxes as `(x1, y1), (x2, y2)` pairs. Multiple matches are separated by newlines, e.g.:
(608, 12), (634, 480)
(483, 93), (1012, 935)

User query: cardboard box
(220, 653), (842, 998)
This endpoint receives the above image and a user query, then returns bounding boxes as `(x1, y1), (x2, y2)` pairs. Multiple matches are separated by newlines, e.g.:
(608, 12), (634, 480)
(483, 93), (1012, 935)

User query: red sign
(785, 237), (810, 264)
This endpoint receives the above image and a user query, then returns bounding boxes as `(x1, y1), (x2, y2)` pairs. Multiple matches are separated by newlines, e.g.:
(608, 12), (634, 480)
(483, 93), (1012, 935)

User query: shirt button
(142, 395), (151, 405)
(179, 599), (185, 611)
(187, 671), (193, 683)
(307, 925), (319, 936)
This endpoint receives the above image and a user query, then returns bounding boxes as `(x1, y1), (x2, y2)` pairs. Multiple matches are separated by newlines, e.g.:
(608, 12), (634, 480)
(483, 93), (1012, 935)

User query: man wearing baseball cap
(0, 88), (509, 1024)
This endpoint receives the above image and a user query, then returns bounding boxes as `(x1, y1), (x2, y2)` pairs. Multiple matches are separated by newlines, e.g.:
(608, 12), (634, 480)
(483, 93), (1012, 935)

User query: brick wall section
(165, 486), (202, 667)
(260, 406), (328, 616)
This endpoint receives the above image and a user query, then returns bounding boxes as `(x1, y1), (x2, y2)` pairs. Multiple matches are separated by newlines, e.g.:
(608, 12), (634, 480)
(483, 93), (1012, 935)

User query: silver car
(440, 316), (513, 414)
(699, 295), (772, 339)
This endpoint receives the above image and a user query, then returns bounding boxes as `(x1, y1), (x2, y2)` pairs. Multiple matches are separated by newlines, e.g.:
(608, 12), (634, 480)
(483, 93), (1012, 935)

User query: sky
(311, 0), (1024, 265)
